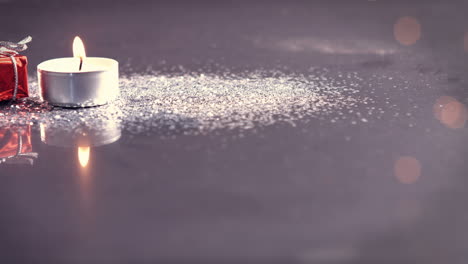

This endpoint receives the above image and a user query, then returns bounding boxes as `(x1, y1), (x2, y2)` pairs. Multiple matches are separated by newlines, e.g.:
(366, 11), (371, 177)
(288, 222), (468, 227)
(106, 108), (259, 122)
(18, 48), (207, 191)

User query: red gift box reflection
(0, 55), (29, 101)
(0, 126), (37, 165)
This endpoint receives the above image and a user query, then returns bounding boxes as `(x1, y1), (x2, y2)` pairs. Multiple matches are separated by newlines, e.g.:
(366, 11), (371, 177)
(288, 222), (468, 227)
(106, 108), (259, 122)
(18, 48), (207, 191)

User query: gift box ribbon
(0, 36), (32, 101)
(0, 129), (37, 163)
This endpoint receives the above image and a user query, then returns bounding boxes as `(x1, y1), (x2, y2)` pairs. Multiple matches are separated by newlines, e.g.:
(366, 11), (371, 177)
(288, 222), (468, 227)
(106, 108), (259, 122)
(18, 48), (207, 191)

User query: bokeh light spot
(394, 16), (421, 46)
(394, 156), (421, 184)
(433, 96), (467, 129)
(464, 32), (468, 53)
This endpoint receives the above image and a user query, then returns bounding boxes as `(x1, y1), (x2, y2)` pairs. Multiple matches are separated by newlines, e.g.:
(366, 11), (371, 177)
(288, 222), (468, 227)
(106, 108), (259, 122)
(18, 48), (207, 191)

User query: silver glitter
(0, 69), (371, 136)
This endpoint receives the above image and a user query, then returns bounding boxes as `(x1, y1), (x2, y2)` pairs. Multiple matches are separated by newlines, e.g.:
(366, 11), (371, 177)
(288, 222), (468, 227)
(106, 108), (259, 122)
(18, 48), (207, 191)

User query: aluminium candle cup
(37, 57), (119, 107)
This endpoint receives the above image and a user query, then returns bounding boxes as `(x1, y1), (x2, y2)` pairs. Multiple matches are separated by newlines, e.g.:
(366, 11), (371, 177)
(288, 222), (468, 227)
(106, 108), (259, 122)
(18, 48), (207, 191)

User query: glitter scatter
(0, 69), (370, 136)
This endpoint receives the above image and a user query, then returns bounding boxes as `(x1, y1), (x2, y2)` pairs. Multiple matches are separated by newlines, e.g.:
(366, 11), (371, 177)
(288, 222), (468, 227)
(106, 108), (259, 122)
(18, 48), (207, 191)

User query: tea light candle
(37, 37), (119, 107)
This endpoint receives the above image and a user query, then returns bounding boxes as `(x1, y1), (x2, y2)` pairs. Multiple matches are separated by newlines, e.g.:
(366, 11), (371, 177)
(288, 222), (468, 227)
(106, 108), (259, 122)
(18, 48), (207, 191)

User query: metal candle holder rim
(37, 57), (118, 74)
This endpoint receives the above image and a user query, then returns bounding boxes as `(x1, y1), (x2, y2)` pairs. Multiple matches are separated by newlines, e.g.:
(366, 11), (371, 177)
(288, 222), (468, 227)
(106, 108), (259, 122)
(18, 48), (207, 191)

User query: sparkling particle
(1, 69), (373, 136)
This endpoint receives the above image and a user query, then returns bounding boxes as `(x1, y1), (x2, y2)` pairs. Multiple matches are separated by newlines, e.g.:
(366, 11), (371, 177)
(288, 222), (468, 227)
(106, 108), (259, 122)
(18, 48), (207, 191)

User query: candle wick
(79, 57), (83, 71)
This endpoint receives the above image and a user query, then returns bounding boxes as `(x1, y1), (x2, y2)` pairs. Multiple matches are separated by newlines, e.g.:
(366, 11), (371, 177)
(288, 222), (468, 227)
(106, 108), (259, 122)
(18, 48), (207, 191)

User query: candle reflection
(78, 146), (90, 168)
(40, 122), (121, 149)
(40, 118), (121, 227)
(40, 120), (120, 170)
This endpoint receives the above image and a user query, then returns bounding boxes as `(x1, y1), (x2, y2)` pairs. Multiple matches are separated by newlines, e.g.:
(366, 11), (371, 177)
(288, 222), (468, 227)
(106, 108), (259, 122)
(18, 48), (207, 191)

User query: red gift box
(0, 126), (37, 165)
(0, 55), (29, 101)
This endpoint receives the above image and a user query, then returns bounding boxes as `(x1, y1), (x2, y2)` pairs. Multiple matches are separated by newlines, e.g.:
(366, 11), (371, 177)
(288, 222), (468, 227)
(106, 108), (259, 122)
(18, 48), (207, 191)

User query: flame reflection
(78, 146), (90, 168)
(394, 156), (421, 184)
(394, 16), (421, 46)
(433, 96), (467, 129)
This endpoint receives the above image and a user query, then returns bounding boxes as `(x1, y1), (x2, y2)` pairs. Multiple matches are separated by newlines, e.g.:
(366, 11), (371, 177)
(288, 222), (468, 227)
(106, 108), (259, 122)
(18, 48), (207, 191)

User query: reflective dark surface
(2, 0), (468, 263)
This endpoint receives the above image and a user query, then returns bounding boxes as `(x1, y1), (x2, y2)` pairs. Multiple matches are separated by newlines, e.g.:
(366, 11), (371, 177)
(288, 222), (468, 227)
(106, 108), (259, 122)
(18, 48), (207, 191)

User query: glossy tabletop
(1, 0), (468, 263)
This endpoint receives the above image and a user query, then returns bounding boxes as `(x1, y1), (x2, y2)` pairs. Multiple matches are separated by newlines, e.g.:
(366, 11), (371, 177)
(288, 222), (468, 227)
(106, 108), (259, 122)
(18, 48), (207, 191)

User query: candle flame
(73, 36), (86, 59)
(78, 146), (90, 168)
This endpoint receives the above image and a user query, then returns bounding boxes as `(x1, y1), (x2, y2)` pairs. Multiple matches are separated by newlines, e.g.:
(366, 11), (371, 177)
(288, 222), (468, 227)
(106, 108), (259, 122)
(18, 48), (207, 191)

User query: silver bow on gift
(0, 36), (32, 101)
